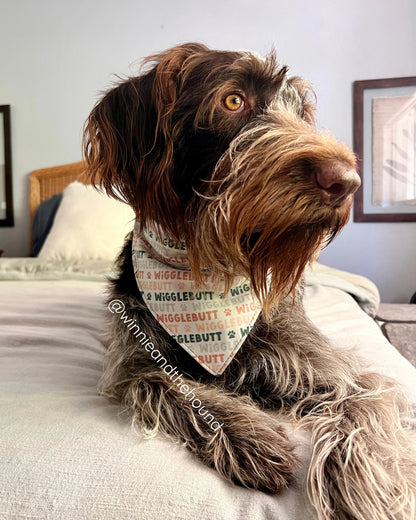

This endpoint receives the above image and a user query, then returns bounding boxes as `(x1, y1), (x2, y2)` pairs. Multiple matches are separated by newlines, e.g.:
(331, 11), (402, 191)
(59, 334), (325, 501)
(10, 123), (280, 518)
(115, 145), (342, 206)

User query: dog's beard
(185, 110), (355, 315)
(188, 197), (350, 317)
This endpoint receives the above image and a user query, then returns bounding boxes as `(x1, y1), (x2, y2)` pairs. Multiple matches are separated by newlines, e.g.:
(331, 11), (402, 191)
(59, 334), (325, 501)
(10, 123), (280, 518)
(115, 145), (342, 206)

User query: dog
(83, 43), (416, 519)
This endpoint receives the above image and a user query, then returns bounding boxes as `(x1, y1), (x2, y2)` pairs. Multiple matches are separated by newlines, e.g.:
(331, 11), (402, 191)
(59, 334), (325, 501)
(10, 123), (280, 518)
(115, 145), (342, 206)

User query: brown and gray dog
(84, 43), (416, 520)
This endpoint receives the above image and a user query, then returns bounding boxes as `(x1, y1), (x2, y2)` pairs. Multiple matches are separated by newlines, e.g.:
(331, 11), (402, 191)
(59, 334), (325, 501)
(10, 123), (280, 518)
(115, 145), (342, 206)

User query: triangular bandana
(131, 221), (262, 376)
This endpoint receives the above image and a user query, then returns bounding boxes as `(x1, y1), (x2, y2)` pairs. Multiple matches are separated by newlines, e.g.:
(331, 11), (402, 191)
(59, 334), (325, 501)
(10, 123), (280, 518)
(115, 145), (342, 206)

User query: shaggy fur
(84, 43), (416, 520)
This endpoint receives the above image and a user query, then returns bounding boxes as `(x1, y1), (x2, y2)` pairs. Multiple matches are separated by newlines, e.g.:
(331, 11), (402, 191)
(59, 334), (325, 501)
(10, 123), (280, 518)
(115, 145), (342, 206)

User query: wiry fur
(188, 110), (356, 313)
(84, 43), (416, 520)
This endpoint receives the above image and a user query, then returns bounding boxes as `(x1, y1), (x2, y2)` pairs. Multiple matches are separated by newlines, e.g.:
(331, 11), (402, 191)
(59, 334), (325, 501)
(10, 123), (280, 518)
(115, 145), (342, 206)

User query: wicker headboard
(29, 161), (89, 224)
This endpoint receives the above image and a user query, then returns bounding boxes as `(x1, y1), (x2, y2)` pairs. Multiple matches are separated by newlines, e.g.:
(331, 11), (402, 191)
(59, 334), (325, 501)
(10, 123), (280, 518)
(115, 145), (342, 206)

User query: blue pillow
(32, 193), (63, 256)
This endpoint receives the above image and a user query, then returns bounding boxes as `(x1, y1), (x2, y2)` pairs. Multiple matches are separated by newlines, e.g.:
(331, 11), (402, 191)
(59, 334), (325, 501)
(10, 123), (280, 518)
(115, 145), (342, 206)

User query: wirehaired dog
(84, 43), (416, 519)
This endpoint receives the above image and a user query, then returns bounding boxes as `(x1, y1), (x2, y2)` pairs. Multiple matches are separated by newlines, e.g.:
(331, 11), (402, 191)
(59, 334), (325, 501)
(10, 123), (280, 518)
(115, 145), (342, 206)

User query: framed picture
(0, 105), (14, 227)
(353, 77), (416, 222)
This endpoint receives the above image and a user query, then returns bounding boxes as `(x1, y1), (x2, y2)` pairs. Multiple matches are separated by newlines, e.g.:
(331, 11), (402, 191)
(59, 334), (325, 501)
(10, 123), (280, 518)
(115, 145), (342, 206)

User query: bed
(1, 163), (415, 520)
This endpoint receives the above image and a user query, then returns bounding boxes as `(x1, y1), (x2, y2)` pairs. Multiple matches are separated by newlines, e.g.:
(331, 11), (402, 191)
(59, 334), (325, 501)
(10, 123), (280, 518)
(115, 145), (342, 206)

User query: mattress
(0, 259), (415, 520)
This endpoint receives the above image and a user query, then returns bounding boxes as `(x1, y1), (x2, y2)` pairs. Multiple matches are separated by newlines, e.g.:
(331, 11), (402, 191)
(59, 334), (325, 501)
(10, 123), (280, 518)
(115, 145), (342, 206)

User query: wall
(0, 0), (415, 302)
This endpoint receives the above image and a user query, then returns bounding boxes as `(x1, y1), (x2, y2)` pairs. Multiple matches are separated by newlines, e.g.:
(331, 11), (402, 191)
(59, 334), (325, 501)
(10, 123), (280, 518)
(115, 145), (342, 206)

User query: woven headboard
(29, 161), (89, 224)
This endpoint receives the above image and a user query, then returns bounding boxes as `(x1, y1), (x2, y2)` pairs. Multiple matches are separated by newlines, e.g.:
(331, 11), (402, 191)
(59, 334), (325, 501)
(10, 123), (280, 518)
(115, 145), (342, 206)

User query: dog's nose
(315, 163), (361, 206)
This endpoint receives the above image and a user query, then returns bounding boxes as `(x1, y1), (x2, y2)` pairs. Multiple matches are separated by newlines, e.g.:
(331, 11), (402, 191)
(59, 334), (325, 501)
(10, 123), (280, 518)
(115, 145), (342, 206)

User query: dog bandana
(131, 221), (262, 376)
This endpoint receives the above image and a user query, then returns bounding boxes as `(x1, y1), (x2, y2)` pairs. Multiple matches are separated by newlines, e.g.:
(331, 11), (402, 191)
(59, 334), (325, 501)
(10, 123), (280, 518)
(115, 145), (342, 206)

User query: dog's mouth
(188, 182), (353, 316)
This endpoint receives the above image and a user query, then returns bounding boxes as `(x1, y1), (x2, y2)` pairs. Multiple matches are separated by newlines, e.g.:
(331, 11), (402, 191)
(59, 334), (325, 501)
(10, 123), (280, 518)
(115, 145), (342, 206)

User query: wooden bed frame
(29, 161), (89, 224)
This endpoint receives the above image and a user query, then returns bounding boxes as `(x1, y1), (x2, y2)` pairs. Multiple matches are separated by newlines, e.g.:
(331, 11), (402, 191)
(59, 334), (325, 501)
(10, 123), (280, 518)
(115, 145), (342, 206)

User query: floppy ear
(83, 42), (209, 239)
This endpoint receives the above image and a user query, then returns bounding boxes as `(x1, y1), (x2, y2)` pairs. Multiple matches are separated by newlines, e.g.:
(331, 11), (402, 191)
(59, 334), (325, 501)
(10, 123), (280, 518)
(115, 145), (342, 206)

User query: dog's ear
(83, 42), (209, 239)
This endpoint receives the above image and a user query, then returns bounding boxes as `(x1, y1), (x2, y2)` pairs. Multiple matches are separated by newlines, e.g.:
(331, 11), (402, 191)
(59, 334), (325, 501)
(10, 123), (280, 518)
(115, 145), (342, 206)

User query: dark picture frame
(353, 77), (416, 222)
(0, 105), (14, 227)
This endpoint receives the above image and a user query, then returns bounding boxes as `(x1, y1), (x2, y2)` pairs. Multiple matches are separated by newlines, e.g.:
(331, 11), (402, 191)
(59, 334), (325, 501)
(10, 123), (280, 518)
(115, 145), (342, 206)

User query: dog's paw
(208, 417), (297, 493)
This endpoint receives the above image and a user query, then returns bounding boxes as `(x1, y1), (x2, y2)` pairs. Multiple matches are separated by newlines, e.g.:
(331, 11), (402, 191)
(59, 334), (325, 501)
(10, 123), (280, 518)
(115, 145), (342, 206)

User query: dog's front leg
(222, 294), (416, 520)
(102, 363), (298, 494)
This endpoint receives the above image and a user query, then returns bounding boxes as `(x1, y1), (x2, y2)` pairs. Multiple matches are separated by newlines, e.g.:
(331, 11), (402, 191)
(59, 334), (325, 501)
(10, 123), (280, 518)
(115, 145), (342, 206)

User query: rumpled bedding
(0, 257), (379, 315)
(0, 257), (114, 280)
(0, 258), (414, 520)
(304, 262), (380, 318)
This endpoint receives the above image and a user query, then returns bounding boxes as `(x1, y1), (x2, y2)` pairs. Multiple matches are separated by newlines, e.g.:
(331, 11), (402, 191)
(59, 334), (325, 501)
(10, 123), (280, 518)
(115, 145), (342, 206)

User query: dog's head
(84, 42), (360, 311)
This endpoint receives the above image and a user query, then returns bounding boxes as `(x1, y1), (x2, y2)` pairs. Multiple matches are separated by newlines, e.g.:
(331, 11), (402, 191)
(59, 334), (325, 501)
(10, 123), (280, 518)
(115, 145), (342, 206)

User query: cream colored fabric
(38, 181), (135, 261)
(305, 262), (381, 318)
(132, 225), (262, 376)
(0, 257), (113, 280)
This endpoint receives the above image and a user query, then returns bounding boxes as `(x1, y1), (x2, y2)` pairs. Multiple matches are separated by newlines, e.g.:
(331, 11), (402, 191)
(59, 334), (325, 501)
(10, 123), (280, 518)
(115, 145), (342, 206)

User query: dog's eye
(224, 94), (245, 112)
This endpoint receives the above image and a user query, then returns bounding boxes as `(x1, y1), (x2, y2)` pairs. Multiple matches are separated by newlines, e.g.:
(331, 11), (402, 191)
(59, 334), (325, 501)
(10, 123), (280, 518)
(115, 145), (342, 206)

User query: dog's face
(84, 44), (313, 220)
(84, 42), (360, 311)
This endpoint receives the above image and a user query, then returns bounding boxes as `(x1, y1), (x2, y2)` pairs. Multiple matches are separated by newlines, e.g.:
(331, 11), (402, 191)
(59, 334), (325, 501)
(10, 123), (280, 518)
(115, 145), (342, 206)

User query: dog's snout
(315, 163), (361, 206)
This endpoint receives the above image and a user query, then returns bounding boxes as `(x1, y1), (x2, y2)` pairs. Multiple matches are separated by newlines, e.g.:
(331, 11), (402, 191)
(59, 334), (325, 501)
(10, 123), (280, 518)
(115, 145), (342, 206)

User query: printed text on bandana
(132, 224), (262, 376)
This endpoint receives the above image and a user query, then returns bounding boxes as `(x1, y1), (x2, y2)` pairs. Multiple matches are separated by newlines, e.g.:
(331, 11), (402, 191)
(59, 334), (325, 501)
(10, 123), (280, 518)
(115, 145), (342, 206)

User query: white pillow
(38, 181), (135, 261)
